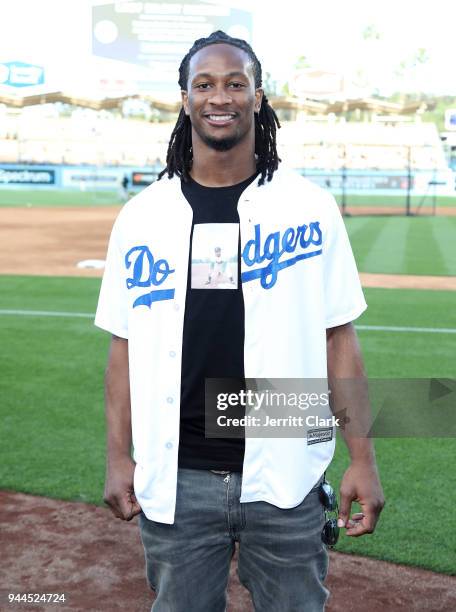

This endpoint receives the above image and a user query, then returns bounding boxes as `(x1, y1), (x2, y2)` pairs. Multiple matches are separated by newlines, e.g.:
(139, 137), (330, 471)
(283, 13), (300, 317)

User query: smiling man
(96, 30), (385, 612)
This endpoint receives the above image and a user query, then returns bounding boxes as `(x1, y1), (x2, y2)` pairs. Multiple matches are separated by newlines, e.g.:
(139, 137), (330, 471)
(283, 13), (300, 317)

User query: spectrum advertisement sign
(0, 167), (55, 185)
(92, 1), (252, 95)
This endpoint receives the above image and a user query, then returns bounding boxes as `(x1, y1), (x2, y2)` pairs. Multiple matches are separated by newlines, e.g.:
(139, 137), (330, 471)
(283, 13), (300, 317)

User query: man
(119, 173), (129, 203)
(96, 30), (385, 611)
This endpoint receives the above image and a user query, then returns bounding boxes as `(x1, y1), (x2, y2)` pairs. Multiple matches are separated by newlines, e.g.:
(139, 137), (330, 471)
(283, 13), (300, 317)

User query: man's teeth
(208, 115), (234, 121)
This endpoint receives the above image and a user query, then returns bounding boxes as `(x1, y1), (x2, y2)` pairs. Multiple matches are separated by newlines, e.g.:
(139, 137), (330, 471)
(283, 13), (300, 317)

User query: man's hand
(104, 455), (142, 521)
(337, 460), (385, 537)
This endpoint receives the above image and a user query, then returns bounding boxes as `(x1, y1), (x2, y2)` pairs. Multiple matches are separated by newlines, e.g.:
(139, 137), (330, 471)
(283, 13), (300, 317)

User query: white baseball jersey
(95, 165), (367, 524)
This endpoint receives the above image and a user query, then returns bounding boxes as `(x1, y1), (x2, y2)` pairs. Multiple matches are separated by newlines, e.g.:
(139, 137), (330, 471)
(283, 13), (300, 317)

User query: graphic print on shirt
(191, 223), (239, 290)
(241, 221), (322, 289)
(125, 245), (175, 308)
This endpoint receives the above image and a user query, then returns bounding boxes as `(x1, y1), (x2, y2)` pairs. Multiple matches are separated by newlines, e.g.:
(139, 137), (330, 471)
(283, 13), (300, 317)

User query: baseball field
(1, 190), (455, 610)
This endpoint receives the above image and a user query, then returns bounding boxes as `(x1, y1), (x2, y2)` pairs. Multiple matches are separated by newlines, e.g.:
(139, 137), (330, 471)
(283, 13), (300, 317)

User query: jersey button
(169, 350), (176, 358)
(167, 396), (174, 404)
(165, 442), (173, 449)
(174, 303), (180, 311)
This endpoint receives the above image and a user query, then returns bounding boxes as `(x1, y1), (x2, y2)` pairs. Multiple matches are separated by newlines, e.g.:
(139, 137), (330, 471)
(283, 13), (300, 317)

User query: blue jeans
(139, 468), (329, 611)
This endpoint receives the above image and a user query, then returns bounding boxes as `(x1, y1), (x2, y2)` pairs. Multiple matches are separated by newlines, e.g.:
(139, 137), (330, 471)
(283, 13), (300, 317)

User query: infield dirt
(1, 490), (455, 612)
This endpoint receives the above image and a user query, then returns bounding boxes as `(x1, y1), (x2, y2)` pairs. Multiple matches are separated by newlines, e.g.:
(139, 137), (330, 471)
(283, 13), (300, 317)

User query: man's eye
(195, 83), (210, 89)
(229, 82), (245, 88)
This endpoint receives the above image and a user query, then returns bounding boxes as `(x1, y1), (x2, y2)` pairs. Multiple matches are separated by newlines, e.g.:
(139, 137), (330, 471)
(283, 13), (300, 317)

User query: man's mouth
(203, 113), (236, 126)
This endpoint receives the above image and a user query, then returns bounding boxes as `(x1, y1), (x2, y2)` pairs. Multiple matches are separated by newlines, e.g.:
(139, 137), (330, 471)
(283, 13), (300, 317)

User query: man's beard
(199, 132), (240, 151)
(193, 121), (249, 152)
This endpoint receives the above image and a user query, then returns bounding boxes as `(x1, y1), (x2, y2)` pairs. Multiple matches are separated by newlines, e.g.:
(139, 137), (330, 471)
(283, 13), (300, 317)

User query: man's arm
(326, 322), (385, 536)
(103, 335), (141, 521)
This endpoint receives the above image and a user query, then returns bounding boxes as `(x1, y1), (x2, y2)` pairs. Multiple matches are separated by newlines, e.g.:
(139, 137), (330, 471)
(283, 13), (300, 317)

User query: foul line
(356, 324), (456, 334)
(0, 309), (93, 319)
(0, 309), (455, 334)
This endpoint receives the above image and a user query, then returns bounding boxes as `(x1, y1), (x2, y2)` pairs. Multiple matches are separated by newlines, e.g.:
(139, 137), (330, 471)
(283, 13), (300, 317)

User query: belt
(210, 470), (231, 474)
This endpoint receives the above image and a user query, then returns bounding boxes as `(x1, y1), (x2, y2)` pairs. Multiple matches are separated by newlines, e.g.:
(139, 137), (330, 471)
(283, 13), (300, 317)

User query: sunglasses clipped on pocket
(319, 474), (339, 548)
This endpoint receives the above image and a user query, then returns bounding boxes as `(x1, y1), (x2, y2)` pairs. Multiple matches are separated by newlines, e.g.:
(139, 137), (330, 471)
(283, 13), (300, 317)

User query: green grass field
(1, 187), (456, 209)
(0, 192), (455, 574)
(0, 274), (455, 574)
(0, 188), (122, 207)
(335, 193), (456, 208)
(345, 216), (456, 275)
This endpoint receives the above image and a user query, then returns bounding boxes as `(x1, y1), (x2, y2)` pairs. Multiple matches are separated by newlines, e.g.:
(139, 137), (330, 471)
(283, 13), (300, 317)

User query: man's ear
(254, 88), (264, 114)
(181, 90), (190, 116)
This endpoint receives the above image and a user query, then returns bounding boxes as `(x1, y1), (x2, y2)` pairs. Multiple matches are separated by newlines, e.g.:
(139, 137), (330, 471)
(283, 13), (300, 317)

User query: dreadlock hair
(158, 30), (281, 186)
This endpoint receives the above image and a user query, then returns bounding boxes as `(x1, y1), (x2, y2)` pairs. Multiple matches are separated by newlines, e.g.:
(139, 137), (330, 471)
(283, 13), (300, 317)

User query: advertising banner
(131, 170), (159, 186)
(305, 173), (412, 191)
(0, 61), (45, 88)
(61, 167), (120, 189)
(300, 169), (454, 195)
(0, 167), (55, 185)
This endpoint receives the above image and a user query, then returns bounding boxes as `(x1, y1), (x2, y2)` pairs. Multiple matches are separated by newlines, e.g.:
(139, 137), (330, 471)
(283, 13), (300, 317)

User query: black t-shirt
(178, 172), (257, 472)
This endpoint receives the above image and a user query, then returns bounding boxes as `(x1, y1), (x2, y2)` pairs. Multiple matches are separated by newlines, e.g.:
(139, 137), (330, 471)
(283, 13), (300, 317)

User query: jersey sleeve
(94, 217), (129, 339)
(322, 194), (367, 328)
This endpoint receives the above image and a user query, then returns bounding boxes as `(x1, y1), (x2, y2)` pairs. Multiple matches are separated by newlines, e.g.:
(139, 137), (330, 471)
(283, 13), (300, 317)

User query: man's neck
(189, 136), (257, 187)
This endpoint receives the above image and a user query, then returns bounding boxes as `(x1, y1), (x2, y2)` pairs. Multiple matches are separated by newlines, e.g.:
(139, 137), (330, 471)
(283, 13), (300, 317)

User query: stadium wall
(1, 163), (454, 197)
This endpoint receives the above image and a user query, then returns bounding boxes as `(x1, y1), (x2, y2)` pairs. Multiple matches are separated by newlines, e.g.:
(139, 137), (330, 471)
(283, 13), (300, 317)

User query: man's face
(181, 43), (263, 152)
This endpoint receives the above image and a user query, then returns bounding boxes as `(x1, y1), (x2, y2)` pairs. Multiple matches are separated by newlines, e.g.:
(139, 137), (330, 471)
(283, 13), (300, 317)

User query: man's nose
(208, 86), (233, 105)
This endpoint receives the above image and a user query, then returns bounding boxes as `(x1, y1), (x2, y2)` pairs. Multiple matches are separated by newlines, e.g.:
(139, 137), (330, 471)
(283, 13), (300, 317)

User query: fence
(297, 143), (455, 215)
